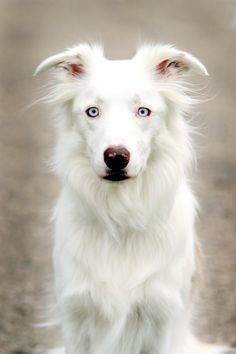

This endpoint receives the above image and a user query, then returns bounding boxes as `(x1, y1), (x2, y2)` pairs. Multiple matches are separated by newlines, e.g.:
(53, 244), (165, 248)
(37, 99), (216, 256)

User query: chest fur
(55, 221), (192, 321)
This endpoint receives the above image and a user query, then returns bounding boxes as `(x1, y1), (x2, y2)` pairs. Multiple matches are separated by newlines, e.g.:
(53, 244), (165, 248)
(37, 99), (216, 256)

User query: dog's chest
(87, 255), (183, 320)
(54, 188), (193, 320)
(55, 223), (186, 321)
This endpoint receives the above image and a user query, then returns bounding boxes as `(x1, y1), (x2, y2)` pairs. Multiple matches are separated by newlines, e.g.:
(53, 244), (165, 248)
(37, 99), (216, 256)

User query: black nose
(104, 146), (130, 170)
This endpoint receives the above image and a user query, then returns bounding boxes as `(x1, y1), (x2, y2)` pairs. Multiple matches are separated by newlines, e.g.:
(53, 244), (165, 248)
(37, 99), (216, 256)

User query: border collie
(35, 43), (230, 354)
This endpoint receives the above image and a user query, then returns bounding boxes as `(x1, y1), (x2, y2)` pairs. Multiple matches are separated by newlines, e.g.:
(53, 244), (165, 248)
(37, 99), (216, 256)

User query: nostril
(104, 146), (130, 170)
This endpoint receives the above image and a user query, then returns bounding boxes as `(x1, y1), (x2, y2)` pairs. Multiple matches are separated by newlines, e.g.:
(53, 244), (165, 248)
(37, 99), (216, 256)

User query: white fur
(36, 44), (229, 354)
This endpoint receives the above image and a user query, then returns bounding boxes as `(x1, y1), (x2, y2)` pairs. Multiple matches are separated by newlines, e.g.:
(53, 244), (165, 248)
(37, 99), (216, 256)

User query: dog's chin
(103, 171), (130, 182)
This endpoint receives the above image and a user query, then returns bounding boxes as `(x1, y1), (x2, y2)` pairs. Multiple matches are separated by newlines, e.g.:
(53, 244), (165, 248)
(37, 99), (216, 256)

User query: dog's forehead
(87, 58), (152, 96)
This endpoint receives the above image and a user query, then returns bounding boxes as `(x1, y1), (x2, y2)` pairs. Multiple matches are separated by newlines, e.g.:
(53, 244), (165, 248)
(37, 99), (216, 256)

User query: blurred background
(0, 0), (235, 353)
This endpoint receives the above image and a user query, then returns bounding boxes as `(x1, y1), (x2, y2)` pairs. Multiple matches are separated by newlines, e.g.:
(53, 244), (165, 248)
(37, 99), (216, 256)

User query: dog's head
(35, 44), (207, 184)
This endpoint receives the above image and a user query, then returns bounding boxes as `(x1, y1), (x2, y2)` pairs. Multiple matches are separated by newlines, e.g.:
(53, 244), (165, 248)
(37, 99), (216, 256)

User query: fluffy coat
(35, 44), (229, 354)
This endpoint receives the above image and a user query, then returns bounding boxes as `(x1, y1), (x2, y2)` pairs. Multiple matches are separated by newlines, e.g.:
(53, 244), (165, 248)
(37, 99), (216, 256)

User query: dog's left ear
(136, 45), (208, 77)
(157, 51), (208, 77)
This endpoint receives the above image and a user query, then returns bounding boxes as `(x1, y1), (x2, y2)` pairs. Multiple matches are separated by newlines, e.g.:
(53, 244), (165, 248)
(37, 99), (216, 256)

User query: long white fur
(36, 44), (229, 354)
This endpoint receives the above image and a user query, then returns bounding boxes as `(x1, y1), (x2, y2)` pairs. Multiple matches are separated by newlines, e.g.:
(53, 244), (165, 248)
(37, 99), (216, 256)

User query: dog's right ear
(34, 52), (84, 77)
(34, 44), (103, 77)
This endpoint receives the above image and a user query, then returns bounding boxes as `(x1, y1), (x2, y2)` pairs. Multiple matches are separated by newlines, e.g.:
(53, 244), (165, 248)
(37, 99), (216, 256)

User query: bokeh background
(0, 0), (236, 353)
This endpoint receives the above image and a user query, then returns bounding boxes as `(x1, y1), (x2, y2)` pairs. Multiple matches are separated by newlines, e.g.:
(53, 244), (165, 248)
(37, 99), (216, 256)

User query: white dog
(35, 44), (230, 354)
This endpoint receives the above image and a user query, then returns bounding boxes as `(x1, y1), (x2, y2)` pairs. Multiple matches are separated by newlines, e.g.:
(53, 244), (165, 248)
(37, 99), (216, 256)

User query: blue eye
(137, 107), (151, 117)
(86, 107), (99, 118)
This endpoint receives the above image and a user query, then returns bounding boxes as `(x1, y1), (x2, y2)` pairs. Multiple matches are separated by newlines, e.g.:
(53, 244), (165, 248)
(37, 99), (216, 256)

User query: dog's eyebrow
(85, 97), (104, 107)
(97, 98), (104, 105)
(133, 94), (141, 104)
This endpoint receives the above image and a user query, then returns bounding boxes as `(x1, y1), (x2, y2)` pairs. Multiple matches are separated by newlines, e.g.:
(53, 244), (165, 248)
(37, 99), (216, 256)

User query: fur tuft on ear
(34, 52), (83, 76)
(135, 44), (209, 78)
(34, 43), (104, 77)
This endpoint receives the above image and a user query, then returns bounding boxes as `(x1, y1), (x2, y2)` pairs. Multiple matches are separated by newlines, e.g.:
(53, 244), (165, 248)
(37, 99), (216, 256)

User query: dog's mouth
(103, 171), (130, 182)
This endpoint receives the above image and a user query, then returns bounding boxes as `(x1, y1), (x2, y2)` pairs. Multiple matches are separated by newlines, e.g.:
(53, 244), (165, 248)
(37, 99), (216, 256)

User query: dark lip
(103, 171), (130, 182)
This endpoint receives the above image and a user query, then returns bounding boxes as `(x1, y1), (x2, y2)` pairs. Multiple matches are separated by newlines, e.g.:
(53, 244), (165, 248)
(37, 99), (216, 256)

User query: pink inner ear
(157, 59), (171, 75)
(157, 59), (186, 76)
(68, 63), (83, 77)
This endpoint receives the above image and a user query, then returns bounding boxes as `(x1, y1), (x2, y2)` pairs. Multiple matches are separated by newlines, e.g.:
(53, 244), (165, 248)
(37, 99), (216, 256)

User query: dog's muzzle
(103, 146), (130, 182)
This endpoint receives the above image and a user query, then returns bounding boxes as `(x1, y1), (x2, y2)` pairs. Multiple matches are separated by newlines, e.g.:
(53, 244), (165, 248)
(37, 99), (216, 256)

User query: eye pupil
(86, 107), (99, 118)
(138, 107), (151, 117)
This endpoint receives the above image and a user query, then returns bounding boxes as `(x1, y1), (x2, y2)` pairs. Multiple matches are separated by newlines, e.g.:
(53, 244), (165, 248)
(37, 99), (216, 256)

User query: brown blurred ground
(0, 0), (235, 353)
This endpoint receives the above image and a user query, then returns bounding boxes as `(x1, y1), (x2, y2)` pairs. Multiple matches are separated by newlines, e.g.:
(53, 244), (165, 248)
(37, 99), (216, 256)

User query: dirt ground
(0, 0), (235, 353)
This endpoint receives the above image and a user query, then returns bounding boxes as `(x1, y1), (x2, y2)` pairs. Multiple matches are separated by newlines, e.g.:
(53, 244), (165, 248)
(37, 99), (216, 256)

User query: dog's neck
(62, 159), (184, 240)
